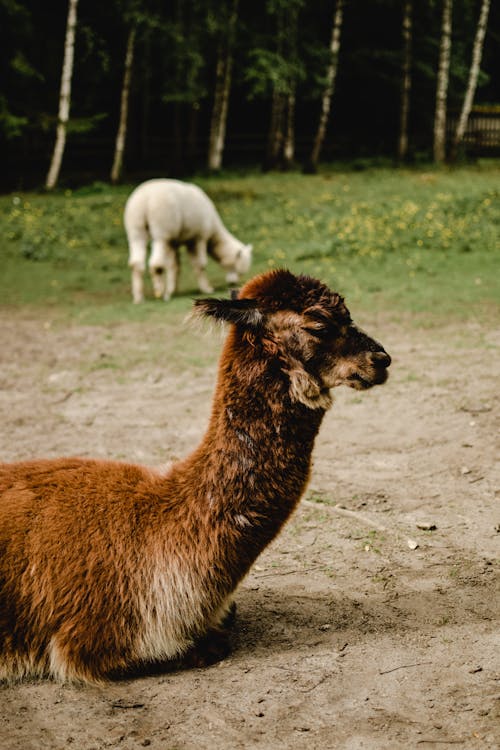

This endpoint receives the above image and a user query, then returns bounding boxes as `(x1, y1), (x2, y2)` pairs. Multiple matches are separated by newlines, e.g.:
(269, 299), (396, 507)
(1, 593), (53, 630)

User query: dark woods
(1, 0), (498, 190)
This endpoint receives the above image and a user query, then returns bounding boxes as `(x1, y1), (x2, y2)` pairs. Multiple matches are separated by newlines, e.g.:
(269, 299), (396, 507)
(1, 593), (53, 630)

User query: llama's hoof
(221, 601), (237, 629)
(184, 628), (231, 668)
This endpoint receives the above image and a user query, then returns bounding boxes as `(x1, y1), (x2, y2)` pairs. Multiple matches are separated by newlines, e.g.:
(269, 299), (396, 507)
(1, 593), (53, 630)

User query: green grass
(1, 163), (499, 325)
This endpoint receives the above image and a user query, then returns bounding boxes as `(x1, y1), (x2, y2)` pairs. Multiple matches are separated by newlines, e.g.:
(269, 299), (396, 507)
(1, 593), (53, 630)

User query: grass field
(1, 163), (499, 326)
(1, 169), (500, 749)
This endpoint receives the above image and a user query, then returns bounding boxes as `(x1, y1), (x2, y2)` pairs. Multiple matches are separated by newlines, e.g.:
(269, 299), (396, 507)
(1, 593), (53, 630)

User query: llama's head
(194, 269), (391, 410)
(209, 237), (253, 285)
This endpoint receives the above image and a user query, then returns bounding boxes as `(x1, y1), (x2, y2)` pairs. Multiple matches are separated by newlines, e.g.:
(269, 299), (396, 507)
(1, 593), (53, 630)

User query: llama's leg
(128, 231), (148, 304)
(46, 632), (122, 684)
(226, 270), (239, 286)
(148, 238), (167, 300)
(187, 240), (214, 295)
(182, 626), (232, 668)
(180, 596), (237, 668)
(221, 600), (237, 629)
(149, 239), (179, 301)
(210, 596), (237, 630)
(164, 245), (180, 300)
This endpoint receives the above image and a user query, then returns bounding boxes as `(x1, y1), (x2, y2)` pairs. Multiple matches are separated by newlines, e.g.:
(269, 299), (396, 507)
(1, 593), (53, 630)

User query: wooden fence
(448, 108), (500, 153)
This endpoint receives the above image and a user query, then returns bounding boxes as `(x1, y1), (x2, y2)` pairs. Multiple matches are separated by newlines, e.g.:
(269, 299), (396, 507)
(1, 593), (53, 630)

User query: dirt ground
(0, 306), (498, 750)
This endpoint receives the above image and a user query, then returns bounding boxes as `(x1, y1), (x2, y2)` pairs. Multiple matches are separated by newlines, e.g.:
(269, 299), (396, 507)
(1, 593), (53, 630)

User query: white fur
(124, 179), (253, 303)
(134, 557), (203, 662)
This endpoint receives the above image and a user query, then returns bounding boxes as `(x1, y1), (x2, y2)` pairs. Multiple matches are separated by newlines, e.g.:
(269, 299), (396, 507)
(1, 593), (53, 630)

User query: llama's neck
(210, 225), (237, 256)
(172, 332), (326, 576)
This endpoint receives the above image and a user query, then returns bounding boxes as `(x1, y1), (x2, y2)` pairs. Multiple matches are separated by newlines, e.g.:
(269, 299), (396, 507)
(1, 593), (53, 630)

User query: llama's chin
(347, 369), (389, 390)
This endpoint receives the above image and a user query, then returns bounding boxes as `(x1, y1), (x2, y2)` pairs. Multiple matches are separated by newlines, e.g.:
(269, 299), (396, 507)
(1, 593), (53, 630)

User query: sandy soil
(0, 308), (498, 750)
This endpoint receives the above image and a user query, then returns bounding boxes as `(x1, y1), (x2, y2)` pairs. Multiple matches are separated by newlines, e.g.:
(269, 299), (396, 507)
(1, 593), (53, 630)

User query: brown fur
(0, 270), (391, 682)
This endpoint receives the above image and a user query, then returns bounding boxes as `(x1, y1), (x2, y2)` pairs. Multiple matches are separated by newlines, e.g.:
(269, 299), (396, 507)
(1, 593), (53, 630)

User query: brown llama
(0, 269), (391, 683)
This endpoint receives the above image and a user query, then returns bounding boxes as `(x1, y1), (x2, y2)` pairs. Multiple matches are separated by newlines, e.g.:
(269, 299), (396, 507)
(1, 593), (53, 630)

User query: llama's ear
(193, 297), (265, 330)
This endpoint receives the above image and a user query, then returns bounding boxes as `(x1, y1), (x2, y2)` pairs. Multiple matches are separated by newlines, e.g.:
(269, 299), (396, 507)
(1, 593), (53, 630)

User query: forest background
(1, 0), (499, 192)
(1, 7), (499, 743)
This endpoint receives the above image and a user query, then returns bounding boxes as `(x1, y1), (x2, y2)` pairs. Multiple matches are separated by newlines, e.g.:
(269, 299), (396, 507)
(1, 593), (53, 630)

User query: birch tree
(450, 0), (490, 161)
(397, 0), (412, 162)
(433, 0), (453, 163)
(263, 1), (288, 171)
(110, 26), (136, 184)
(305, 0), (345, 173)
(246, 46), (289, 172)
(283, 0), (304, 169)
(45, 0), (79, 190)
(163, 0), (207, 174)
(207, 0), (239, 172)
(265, 86), (286, 169)
(262, 0), (303, 171)
(283, 90), (296, 168)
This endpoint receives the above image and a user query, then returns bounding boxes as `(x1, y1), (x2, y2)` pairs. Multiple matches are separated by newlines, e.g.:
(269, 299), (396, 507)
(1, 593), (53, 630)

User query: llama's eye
(303, 325), (328, 339)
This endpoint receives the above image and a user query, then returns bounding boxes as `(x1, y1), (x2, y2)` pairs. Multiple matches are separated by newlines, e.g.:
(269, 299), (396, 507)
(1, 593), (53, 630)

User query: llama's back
(0, 457), (197, 681)
(124, 179), (220, 244)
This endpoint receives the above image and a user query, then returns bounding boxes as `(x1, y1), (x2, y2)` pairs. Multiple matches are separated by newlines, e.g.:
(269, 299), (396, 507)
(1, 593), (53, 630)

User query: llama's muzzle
(371, 350), (392, 368)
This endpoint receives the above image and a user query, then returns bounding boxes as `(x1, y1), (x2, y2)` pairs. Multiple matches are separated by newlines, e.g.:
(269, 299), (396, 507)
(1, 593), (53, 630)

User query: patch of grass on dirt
(1, 164), (499, 324)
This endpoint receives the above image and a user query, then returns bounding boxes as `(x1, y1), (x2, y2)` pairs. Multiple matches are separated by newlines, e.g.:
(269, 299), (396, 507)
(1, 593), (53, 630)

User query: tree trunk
(263, 1), (301, 172)
(306, 0), (345, 172)
(172, 101), (185, 175)
(186, 102), (200, 172)
(207, 0), (238, 172)
(397, 0), (413, 162)
(208, 54), (225, 171)
(110, 26), (136, 184)
(282, 90), (296, 169)
(264, 90), (286, 171)
(140, 31), (152, 162)
(433, 0), (453, 163)
(170, 0), (185, 175)
(450, 0), (490, 161)
(45, 0), (79, 190)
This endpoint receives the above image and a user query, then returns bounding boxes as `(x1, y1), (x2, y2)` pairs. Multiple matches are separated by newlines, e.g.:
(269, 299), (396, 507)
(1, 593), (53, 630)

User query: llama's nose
(372, 350), (391, 368)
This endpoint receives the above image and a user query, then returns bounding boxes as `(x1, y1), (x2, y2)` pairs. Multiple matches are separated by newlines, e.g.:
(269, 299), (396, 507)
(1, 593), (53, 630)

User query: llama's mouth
(347, 373), (372, 389)
(348, 368), (389, 389)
